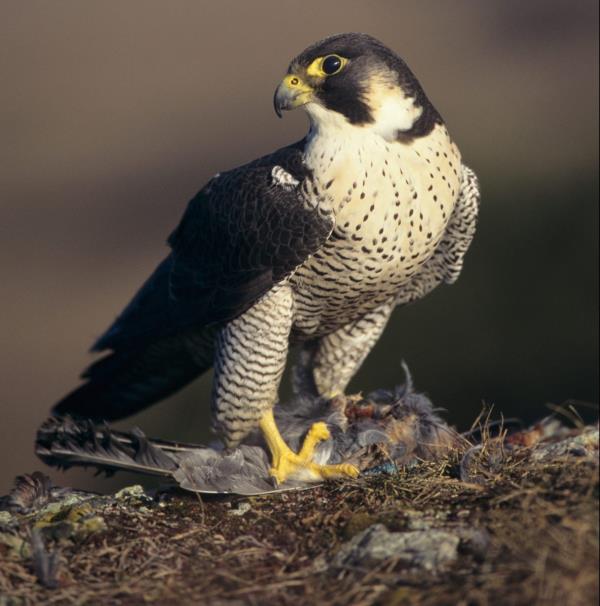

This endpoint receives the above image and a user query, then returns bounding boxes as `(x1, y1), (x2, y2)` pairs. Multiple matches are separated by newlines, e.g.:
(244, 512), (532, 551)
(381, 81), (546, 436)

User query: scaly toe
(269, 453), (359, 485)
(307, 422), (330, 442)
(269, 454), (300, 485)
(311, 462), (360, 480)
(339, 463), (360, 478)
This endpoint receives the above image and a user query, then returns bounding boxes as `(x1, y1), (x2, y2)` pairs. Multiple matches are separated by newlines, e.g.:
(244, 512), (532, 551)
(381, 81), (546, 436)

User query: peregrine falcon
(53, 33), (480, 485)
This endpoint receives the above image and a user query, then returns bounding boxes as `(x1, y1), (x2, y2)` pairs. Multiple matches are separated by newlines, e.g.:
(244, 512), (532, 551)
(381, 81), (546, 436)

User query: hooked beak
(273, 74), (314, 118)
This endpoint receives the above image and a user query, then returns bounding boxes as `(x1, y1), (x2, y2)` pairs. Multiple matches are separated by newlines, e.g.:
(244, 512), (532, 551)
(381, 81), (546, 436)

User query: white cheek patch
(370, 91), (423, 141)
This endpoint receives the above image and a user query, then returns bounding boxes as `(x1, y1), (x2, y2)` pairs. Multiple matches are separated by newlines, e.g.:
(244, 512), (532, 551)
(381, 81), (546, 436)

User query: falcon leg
(212, 285), (357, 484)
(292, 302), (394, 398)
(212, 285), (293, 447)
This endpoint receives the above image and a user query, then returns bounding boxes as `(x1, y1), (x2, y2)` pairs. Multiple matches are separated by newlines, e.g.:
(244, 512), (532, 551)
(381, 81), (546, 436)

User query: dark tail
(36, 416), (202, 477)
(53, 331), (215, 422)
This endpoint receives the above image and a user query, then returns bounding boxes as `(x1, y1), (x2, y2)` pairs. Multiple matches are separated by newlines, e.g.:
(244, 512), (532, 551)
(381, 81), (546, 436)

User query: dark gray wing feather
(94, 140), (332, 351)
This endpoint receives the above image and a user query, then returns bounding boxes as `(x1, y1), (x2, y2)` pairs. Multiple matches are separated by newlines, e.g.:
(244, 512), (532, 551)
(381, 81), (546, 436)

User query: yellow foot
(259, 411), (359, 485)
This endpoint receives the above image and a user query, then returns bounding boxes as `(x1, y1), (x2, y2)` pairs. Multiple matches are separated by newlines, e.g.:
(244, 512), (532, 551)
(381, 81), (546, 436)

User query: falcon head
(274, 33), (441, 140)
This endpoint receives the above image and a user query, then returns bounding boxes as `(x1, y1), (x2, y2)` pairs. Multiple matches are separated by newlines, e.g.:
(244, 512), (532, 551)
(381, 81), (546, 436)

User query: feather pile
(37, 367), (459, 495)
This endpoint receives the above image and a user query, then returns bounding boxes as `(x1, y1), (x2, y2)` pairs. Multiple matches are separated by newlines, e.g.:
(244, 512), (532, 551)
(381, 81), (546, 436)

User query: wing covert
(95, 144), (333, 351)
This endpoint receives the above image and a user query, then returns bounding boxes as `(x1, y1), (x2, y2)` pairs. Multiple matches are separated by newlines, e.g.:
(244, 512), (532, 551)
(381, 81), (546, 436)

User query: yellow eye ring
(307, 54), (348, 78)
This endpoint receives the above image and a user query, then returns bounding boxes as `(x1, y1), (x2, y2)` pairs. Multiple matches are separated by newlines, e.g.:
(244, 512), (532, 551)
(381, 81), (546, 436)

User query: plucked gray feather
(37, 367), (458, 495)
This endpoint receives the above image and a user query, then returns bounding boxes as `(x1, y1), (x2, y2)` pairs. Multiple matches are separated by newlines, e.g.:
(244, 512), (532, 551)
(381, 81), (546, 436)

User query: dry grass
(1, 429), (598, 606)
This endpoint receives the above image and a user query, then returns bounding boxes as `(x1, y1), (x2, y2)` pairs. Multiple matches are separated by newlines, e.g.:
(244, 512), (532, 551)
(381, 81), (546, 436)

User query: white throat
(302, 92), (421, 182)
(301, 103), (404, 216)
(303, 85), (422, 148)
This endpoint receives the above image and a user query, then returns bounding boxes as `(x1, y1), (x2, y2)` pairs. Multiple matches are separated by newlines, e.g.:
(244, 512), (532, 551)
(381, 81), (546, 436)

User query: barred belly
(290, 123), (462, 338)
(290, 241), (403, 338)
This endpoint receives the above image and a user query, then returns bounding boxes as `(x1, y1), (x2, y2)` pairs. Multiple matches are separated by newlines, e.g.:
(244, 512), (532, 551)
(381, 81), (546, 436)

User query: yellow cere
(282, 74), (313, 93)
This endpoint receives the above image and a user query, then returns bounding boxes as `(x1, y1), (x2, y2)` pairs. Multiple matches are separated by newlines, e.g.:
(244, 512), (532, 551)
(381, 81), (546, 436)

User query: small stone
(229, 501), (251, 516)
(115, 485), (148, 500)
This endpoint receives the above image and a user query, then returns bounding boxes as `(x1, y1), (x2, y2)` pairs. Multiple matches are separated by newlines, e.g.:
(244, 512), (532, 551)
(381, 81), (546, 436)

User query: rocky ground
(1, 421), (598, 606)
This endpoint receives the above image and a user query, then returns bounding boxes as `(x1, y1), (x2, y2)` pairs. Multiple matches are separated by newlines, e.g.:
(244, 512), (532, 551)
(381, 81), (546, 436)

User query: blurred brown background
(1, 1), (598, 494)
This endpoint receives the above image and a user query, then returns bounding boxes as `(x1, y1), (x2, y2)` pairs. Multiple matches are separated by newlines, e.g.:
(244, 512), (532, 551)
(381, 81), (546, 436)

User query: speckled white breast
(290, 121), (462, 337)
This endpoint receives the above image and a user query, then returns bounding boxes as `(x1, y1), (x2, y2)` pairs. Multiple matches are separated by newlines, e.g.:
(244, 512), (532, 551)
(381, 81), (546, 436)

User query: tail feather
(36, 416), (192, 477)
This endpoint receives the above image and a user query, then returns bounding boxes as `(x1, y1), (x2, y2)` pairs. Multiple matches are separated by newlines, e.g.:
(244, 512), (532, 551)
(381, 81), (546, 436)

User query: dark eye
(322, 55), (343, 75)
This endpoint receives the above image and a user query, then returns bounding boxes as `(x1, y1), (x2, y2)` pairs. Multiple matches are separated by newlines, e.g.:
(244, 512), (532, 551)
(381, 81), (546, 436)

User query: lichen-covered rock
(34, 501), (107, 541)
(332, 523), (460, 573)
(0, 530), (31, 560)
(529, 427), (599, 462)
(114, 484), (151, 501)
